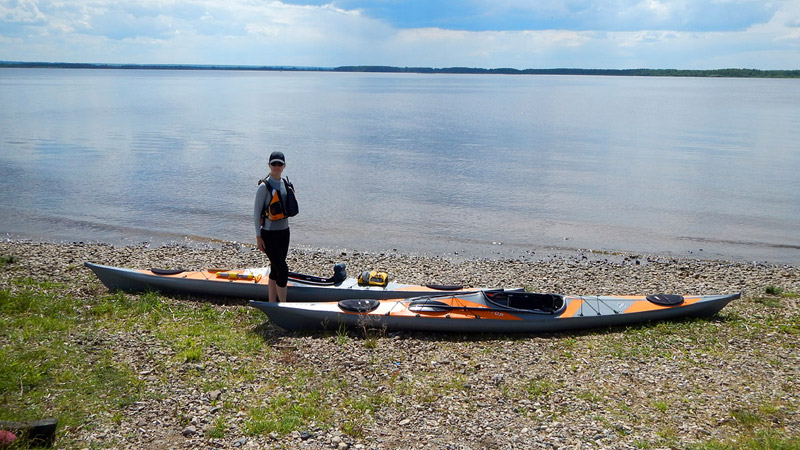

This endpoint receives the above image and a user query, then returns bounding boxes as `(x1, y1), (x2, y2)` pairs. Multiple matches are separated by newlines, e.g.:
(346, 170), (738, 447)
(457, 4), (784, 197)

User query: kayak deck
(250, 291), (740, 333)
(84, 262), (482, 302)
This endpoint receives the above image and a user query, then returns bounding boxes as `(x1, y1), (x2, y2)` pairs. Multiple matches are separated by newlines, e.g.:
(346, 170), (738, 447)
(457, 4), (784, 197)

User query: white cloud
(0, 0), (797, 68)
(1, 0), (46, 23)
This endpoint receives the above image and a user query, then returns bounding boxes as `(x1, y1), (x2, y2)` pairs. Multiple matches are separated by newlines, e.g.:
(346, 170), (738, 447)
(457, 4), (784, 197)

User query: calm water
(1, 68), (799, 263)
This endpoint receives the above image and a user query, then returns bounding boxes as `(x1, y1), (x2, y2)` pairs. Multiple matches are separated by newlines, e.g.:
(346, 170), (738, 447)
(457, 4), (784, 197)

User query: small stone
(182, 426), (197, 437)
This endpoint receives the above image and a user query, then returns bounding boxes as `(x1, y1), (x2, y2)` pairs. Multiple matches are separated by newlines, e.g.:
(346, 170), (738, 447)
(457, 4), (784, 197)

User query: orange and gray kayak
(84, 262), (480, 302)
(249, 290), (740, 333)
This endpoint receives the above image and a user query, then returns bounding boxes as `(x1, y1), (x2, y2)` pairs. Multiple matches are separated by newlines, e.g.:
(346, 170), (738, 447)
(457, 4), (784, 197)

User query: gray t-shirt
(254, 177), (289, 234)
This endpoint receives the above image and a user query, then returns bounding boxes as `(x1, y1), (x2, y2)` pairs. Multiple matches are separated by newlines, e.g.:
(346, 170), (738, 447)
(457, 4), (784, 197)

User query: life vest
(259, 177), (297, 221)
(266, 186), (287, 221)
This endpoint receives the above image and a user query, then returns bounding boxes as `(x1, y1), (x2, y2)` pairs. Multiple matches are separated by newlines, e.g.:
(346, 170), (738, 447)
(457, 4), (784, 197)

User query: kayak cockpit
(484, 290), (565, 314)
(401, 291), (566, 315)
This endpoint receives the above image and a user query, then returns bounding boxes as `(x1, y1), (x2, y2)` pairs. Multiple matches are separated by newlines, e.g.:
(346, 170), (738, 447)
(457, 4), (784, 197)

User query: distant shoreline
(2, 61), (799, 78)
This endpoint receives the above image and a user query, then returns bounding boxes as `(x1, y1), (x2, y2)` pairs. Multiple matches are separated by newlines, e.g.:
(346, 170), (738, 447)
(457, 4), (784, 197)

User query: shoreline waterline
(4, 233), (797, 269)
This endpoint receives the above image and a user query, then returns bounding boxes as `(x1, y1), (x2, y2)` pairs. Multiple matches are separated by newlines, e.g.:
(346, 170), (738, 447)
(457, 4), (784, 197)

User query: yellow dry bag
(358, 270), (389, 287)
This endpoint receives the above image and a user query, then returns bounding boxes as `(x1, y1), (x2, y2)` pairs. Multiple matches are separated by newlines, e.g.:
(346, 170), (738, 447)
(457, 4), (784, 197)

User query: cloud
(1, 0), (46, 23)
(0, 0), (797, 68)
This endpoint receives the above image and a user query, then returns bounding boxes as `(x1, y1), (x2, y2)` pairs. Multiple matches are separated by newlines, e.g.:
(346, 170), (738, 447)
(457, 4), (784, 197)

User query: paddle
(406, 298), (559, 315)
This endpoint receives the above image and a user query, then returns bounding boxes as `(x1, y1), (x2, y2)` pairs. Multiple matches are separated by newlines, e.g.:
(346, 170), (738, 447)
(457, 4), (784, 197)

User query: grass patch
(754, 296), (783, 308)
(688, 430), (800, 450)
(0, 277), (268, 446)
(1, 254), (20, 266)
(764, 285), (784, 296)
(576, 390), (603, 404)
(244, 390), (332, 437)
(731, 408), (762, 429)
(88, 290), (265, 356)
(0, 283), (144, 432)
(341, 419), (367, 439)
(525, 378), (554, 398)
(763, 286), (798, 299)
(652, 400), (669, 413)
(206, 416), (228, 439)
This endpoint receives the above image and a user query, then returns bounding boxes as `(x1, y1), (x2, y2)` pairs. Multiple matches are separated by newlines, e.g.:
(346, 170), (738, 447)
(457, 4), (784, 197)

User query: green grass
(765, 285), (784, 296)
(688, 430), (800, 450)
(652, 400), (670, 413)
(1, 254), (20, 266)
(206, 416), (228, 439)
(243, 390), (332, 437)
(525, 378), (554, 398)
(0, 277), (267, 447)
(0, 281), (144, 432)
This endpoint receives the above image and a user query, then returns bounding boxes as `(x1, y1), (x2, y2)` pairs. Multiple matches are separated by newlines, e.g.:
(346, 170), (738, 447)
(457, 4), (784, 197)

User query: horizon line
(2, 61), (799, 78)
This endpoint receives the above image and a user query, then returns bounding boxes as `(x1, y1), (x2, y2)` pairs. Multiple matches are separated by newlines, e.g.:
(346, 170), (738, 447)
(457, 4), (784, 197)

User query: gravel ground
(1, 240), (798, 449)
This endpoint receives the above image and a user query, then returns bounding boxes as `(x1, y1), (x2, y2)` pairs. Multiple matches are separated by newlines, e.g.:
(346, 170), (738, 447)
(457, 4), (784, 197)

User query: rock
(181, 426), (197, 437)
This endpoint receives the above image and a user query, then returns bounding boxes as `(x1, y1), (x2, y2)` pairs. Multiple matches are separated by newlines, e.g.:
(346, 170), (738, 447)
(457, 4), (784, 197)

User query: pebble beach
(1, 240), (799, 449)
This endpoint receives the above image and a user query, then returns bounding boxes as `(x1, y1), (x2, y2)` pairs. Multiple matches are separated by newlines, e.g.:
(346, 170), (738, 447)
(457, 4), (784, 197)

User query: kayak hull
(249, 292), (739, 333)
(84, 262), (479, 302)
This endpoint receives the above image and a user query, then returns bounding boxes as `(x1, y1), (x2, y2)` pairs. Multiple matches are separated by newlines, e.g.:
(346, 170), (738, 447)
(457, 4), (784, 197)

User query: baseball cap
(269, 151), (285, 165)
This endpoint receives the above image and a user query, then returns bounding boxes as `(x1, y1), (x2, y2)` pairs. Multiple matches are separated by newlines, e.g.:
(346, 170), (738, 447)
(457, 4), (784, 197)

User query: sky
(1, 0), (798, 69)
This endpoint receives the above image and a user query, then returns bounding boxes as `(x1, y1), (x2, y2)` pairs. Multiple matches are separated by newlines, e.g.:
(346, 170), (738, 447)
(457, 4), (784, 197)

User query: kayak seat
(484, 291), (565, 313)
(338, 299), (380, 313)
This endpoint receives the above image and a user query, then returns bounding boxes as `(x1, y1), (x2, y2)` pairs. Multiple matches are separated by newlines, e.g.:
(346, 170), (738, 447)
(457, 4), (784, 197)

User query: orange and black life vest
(259, 177), (298, 221)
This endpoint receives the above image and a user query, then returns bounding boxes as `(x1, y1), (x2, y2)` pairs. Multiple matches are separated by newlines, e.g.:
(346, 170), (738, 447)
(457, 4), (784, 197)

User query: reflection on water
(1, 69), (799, 263)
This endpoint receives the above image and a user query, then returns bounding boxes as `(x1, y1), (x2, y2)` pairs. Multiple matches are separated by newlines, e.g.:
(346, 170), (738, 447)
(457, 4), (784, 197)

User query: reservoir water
(1, 68), (798, 263)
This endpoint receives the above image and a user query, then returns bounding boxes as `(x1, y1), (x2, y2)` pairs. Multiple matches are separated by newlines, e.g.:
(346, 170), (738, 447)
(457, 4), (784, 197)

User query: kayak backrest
(646, 294), (684, 306)
(338, 299), (380, 313)
(484, 291), (565, 313)
(425, 284), (464, 291)
(150, 268), (185, 275)
(407, 299), (452, 312)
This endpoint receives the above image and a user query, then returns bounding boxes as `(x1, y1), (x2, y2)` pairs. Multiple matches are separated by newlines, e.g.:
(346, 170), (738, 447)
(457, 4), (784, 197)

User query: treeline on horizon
(335, 66), (800, 78)
(2, 61), (799, 78)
